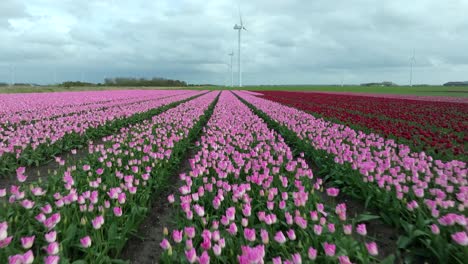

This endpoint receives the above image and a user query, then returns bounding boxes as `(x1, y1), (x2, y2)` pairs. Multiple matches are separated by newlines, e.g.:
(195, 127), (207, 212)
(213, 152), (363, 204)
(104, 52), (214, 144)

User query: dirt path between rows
(0, 141), (96, 190)
(119, 145), (196, 263)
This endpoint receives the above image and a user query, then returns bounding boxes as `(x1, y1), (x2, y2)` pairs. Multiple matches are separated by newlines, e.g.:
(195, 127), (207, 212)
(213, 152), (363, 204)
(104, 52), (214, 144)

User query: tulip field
(0, 89), (466, 263)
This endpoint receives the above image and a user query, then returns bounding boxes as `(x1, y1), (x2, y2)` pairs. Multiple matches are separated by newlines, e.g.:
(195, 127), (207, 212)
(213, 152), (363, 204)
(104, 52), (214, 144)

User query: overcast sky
(1, 0), (467, 85)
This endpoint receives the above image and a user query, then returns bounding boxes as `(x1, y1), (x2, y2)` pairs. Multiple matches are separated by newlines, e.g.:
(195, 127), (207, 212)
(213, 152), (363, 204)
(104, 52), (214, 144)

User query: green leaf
(356, 213), (381, 222)
(412, 230), (429, 238)
(380, 254), (395, 264)
(397, 236), (412, 249)
(108, 222), (118, 241)
(64, 223), (77, 243)
(72, 260), (87, 264)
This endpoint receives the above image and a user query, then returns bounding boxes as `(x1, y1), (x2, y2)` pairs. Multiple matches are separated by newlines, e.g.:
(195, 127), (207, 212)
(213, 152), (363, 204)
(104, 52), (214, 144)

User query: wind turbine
(228, 51), (234, 87)
(53, 68), (57, 85)
(409, 49), (416, 87)
(341, 70), (345, 87)
(233, 8), (246, 87)
(9, 65), (15, 87)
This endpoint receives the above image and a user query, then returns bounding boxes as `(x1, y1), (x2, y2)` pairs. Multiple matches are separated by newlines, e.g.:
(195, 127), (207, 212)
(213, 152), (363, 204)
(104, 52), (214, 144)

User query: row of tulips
(0, 90), (198, 154)
(0, 91), (218, 263)
(161, 92), (380, 263)
(255, 91), (467, 160)
(0, 90), (175, 126)
(235, 91), (467, 263)
(0, 90), (205, 175)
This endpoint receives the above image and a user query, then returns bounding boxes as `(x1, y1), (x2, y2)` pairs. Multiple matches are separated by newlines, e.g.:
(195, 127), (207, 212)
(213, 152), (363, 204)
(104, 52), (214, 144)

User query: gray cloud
(0, 0), (467, 85)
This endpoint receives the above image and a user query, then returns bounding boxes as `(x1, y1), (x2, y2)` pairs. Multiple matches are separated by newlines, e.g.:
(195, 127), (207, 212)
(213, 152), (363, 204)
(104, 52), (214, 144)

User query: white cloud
(0, 0), (467, 85)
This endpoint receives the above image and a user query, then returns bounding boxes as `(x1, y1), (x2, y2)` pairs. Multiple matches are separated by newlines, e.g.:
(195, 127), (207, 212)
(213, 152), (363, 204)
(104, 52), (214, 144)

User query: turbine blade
(237, 1), (244, 27)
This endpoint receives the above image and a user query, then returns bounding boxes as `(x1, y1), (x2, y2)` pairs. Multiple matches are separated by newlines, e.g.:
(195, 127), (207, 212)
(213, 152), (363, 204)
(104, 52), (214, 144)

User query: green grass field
(240, 85), (468, 97)
(1, 85), (468, 97)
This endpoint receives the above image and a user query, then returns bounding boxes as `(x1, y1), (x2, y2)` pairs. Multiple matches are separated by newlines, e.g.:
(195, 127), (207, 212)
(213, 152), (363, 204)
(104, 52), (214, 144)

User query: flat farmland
(0, 89), (466, 263)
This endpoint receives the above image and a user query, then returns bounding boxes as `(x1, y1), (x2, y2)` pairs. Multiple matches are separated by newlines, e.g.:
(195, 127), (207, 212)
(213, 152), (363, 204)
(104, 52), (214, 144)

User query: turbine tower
(409, 49), (416, 87)
(233, 9), (246, 87)
(9, 65), (15, 87)
(228, 51), (234, 87)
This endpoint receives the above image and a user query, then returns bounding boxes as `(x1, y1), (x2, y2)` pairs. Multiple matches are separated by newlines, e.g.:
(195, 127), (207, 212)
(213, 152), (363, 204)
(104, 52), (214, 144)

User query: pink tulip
(274, 231), (287, 244)
(366, 242), (379, 256)
(92, 215), (104, 229)
(451, 231), (468, 246)
(113, 207), (122, 217)
(338, 255), (352, 264)
(8, 254), (23, 264)
(44, 242), (60, 255)
(291, 253), (301, 264)
(343, 224), (353, 235)
(286, 229), (296, 240)
(199, 250), (210, 264)
(0, 221), (8, 241)
(272, 257), (282, 264)
(201, 236), (212, 250)
(45, 231), (57, 243)
(313, 224), (323, 235)
(238, 245), (265, 264)
(226, 207), (236, 221)
(356, 224), (367, 236)
(0, 236), (13, 248)
(160, 238), (171, 250)
(173, 230), (183, 243)
(185, 248), (197, 263)
(21, 199), (35, 209)
(326, 187), (340, 197)
(228, 223), (238, 235)
(260, 229), (269, 244)
(16, 167), (27, 182)
(21, 235), (35, 249)
(213, 244), (222, 256)
(185, 226), (196, 239)
(244, 228), (256, 242)
(22, 250), (34, 264)
(80, 236), (92, 248)
(168, 194), (175, 203)
(308, 247), (317, 260)
(323, 242), (336, 256)
(44, 255), (60, 264)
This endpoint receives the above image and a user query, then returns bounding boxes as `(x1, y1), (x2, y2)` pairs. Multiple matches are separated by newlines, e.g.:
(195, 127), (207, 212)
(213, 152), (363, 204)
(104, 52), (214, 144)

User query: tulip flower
(356, 224), (367, 236)
(21, 235), (35, 249)
(323, 242), (336, 256)
(366, 242), (379, 256)
(451, 232), (468, 246)
(80, 236), (92, 248)
(308, 247), (317, 260)
(326, 187), (340, 197)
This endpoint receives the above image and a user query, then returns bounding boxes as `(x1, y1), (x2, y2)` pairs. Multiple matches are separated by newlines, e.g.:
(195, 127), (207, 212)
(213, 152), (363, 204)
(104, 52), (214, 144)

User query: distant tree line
(104, 77), (187, 87)
(443, 81), (468, 86)
(0, 83), (37, 87)
(60, 81), (95, 88)
(360, 81), (397, 87)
